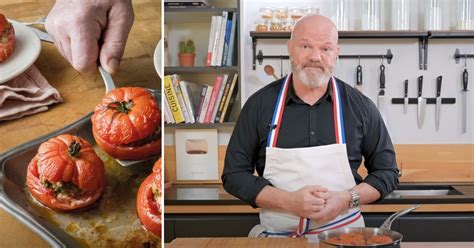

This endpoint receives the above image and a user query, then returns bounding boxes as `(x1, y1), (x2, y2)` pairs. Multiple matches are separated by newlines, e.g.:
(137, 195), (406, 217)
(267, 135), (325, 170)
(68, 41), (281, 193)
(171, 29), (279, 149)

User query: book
(163, 95), (174, 123)
(225, 13), (237, 66)
(215, 11), (228, 66)
(179, 80), (196, 123)
(198, 85), (213, 123)
(221, 12), (233, 66)
(220, 74), (238, 123)
(214, 73), (236, 123)
(210, 16), (222, 66)
(171, 74), (192, 123)
(210, 74), (229, 122)
(195, 85), (208, 121)
(164, 75), (185, 123)
(204, 75), (223, 123)
(206, 16), (217, 67)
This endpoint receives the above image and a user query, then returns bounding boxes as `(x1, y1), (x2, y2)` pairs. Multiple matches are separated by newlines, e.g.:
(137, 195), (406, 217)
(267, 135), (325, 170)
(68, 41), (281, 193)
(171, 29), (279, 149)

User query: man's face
(288, 30), (339, 88)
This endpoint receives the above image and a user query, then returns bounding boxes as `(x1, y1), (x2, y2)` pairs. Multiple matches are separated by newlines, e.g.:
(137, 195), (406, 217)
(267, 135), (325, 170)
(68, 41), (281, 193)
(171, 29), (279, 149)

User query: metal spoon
(264, 65), (278, 80)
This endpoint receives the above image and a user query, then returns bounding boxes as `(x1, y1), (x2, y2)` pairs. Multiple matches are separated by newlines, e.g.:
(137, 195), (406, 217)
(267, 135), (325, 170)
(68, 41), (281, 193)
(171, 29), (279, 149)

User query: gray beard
(291, 59), (333, 88)
(296, 68), (331, 88)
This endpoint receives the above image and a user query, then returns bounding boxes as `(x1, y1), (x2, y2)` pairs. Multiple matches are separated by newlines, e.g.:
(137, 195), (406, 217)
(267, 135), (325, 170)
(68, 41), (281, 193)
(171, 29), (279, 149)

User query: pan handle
(380, 204), (420, 230)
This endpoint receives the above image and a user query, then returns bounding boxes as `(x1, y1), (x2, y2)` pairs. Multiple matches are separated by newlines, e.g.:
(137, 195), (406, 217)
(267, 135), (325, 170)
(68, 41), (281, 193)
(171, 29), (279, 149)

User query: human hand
(287, 185), (328, 218)
(45, 0), (134, 74)
(310, 190), (351, 223)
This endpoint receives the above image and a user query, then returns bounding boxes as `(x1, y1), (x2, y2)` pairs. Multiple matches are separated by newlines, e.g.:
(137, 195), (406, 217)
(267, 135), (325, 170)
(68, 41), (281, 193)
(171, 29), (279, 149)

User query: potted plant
(178, 39), (196, 67)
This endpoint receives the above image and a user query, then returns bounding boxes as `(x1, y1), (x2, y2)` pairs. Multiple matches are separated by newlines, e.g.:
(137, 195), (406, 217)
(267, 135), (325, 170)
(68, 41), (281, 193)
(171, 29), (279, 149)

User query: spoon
(264, 65), (278, 80)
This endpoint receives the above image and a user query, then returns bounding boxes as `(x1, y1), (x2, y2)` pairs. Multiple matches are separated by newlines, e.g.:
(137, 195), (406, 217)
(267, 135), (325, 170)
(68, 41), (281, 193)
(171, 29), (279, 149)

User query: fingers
(99, 0), (134, 74)
(70, 25), (100, 73)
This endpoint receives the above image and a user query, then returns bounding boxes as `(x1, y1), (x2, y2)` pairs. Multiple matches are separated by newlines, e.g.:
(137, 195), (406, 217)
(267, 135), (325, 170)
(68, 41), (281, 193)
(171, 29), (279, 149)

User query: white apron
(249, 74), (365, 243)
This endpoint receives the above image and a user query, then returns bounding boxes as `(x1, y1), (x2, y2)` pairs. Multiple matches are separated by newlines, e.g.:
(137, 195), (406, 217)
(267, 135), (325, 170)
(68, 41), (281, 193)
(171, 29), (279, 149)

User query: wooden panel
(164, 203), (474, 214)
(165, 144), (474, 184)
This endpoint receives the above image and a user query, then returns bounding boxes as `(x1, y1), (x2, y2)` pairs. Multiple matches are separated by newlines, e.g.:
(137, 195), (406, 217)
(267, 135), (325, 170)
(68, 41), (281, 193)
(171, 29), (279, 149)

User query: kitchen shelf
(165, 122), (236, 128)
(250, 30), (474, 70)
(165, 66), (239, 74)
(165, 7), (239, 13)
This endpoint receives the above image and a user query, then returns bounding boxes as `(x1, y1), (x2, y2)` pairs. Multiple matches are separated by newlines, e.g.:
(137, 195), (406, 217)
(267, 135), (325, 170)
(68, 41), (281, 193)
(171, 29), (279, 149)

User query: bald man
(222, 15), (398, 242)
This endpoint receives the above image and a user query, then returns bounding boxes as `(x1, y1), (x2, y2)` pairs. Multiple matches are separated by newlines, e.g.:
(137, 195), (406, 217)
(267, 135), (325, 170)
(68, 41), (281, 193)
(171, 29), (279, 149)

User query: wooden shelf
(429, 30), (474, 38)
(165, 66), (239, 74)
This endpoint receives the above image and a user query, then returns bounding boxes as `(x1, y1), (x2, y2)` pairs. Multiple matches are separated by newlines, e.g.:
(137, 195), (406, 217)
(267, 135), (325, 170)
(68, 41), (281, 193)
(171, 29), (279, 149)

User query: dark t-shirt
(222, 76), (399, 208)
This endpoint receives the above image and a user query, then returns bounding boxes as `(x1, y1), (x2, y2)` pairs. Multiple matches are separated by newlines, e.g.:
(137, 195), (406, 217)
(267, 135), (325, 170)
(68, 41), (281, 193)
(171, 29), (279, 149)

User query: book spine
(179, 80), (196, 123)
(221, 12), (233, 66)
(164, 75), (185, 123)
(215, 11), (228, 66)
(199, 85), (213, 123)
(214, 73), (233, 123)
(206, 16), (217, 66)
(163, 95), (175, 123)
(210, 74), (228, 122)
(220, 74), (238, 123)
(204, 76), (223, 123)
(211, 16), (222, 66)
(226, 13), (237, 66)
(195, 85), (207, 121)
(171, 74), (191, 123)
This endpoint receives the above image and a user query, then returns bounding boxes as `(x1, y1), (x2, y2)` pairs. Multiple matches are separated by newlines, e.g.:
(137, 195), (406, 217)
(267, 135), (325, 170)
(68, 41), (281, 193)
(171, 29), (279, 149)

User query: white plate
(0, 22), (41, 84)
(153, 39), (163, 79)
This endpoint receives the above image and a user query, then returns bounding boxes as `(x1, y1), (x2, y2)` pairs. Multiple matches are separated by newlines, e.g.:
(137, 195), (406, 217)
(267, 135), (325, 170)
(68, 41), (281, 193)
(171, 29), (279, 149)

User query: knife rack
(391, 98), (456, 104)
(454, 49), (474, 64)
(254, 49), (393, 68)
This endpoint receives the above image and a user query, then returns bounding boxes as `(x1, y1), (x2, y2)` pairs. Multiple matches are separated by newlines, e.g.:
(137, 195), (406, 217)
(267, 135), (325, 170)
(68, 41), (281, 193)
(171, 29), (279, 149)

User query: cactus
(179, 39), (195, 54)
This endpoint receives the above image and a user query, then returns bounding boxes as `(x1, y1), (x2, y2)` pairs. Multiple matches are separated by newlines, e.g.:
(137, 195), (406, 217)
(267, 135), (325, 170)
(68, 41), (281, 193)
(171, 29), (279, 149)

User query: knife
(462, 67), (469, 133)
(30, 27), (54, 43)
(377, 64), (386, 121)
(435, 76), (442, 131)
(417, 76), (426, 128)
(404, 80), (408, 114)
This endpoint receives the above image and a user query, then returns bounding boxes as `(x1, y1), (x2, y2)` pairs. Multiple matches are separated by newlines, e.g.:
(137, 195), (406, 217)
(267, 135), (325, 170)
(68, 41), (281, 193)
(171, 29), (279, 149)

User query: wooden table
(166, 238), (474, 248)
(0, 1), (161, 247)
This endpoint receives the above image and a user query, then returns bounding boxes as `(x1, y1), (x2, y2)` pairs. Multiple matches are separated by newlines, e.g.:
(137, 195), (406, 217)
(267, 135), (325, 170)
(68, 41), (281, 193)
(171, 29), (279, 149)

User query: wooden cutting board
(0, 1), (161, 247)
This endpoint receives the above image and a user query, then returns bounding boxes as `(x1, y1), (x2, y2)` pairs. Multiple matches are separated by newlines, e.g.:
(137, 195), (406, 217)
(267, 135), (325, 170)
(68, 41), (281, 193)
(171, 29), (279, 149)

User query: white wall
(240, 0), (474, 144)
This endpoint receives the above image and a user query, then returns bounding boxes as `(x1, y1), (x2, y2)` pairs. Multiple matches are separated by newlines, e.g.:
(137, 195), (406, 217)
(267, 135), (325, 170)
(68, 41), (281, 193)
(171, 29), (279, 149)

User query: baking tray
(0, 92), (162, 247)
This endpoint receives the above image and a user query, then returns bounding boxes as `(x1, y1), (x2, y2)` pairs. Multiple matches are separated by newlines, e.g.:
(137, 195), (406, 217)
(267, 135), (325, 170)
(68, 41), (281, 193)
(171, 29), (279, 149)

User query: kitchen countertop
(165, 237), (474, 248)
(164, 183), (474, 213)
(0, 1), (161, 247)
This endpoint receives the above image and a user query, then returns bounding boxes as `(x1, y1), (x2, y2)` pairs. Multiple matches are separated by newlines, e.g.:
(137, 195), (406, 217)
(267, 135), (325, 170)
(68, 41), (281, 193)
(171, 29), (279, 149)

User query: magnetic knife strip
(391, 98), (456, 104)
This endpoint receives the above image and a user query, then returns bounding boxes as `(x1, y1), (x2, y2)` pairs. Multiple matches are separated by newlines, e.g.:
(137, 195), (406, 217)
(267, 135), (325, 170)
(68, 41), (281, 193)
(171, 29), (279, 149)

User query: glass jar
(282, 20), (292, 31)
(259, 7), (273, 20)
(424, 0), (442, 30)
(332, 0), (350, 30)
(270, 19), (283, 31)
(290, 8), (304, 22)
(306, 6), (320, 15)
(275, 7), (289, 20)
(255, 19), (269, 32)
(391, 0), (410, 30)
(361, 0), (382, 30)
(456, 0), (473, 30)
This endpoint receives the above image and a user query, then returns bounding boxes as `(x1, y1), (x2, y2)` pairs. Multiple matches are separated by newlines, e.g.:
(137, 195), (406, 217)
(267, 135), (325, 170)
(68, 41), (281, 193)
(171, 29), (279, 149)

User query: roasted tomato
(0, 14), (15, 63)
(26, 134), (106, 211)
(136, 158), (162, 236)
(92, 87), (161, 160)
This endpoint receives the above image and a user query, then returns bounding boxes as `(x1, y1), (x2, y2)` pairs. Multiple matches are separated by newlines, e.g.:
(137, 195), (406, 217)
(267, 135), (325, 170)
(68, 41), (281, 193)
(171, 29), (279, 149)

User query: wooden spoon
(264, 65), (278, 80)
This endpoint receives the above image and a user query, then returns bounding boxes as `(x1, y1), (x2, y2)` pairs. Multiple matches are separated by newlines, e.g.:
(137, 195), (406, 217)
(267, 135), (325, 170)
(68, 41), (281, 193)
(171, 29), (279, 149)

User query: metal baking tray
(0, 105), (161, 247)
